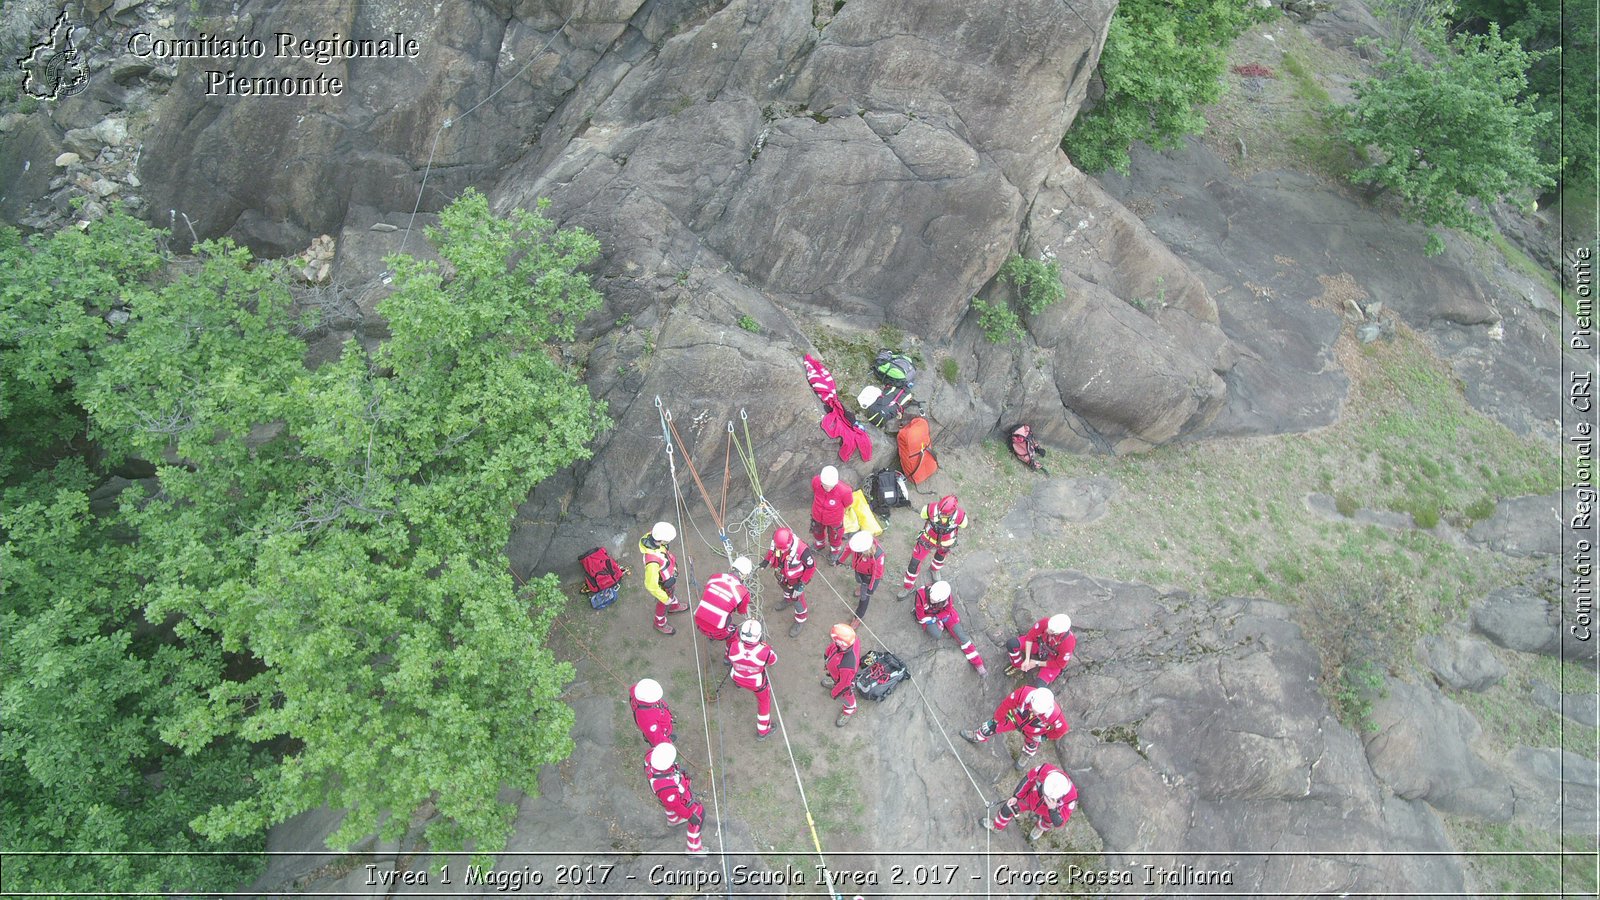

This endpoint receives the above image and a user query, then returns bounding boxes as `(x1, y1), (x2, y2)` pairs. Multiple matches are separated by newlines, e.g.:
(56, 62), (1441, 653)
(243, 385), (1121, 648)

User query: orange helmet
(937, 495), (959, 517)
(830, 623), (857, 645)
(773, 527), (795, 552)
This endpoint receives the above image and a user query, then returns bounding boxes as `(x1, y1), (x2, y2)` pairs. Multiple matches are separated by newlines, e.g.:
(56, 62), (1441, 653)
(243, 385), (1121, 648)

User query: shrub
(737, 314), (760, 332)
(1343, 24), (1555, 255)
(939, 357), (959, 385)
(973, 297), (1023, 343)
(997, 254), (1065, 314)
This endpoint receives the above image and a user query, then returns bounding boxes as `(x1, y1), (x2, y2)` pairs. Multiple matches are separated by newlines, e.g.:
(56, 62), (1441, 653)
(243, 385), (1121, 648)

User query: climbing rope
(655, 397), (732, 893)
(397, 13), (577, 259)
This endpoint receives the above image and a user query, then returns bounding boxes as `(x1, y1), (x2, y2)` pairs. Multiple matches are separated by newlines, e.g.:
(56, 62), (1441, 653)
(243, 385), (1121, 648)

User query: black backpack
(873, 349), (916, 391)
(854, 649), (910, 701)
(867, 467), (911, 519)
(860, 385), (911, 428)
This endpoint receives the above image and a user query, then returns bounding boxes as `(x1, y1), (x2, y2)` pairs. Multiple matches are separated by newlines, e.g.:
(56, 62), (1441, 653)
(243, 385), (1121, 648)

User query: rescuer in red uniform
(640, 521), (689, 635)
(629, 678), (675, 746)
(838, 530), (884, 627)
(960, 684), (1069, 769)
(982, 764), (1078, 842)
(900, 494), (966, 593)
(1005, 613), (1076, 686)
(760, 526), (817, 638)
(726, 619), (779, 740)
(810, 465), (854, 562)
(694, 556), (753, 642)
(645, 742), (707, 855)
(912, 579), (988, 677)
(821, 623), (862, 727)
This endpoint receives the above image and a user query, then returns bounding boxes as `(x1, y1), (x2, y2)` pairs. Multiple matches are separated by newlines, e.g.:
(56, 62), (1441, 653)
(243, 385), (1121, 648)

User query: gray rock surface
(1530, 680), (1600, 728)
(1012, 573), (1468, 895)
(999, 476), (1120, 536)
(1473, 585), (1598, 665)
(1419, 634), (1508, 692)
(1363, 680), (1514, 821)
(1465, 491), (1567, 557)
(1098, 139), (1572, 441)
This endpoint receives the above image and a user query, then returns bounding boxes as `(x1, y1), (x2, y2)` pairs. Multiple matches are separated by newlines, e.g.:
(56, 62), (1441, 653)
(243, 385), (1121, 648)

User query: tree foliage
(1063, 0), (1268, 175)
(1452, 0), (1598, 195)
(1, 191), (607, 891)
(1343, 23), (1554, 254)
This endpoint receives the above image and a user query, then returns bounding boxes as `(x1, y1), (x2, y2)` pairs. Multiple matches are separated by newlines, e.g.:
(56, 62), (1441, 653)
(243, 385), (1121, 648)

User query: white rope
(397, 12), (577, 257)
(655, 397), (730, 887)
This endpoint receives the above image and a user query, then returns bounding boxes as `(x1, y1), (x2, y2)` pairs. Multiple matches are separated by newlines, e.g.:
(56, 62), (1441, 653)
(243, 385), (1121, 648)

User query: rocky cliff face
(86, 0), (1235, 561)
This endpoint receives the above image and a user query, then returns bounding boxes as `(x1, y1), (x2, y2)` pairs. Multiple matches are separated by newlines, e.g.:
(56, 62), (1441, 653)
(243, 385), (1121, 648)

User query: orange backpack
(897, 416), (938, 485)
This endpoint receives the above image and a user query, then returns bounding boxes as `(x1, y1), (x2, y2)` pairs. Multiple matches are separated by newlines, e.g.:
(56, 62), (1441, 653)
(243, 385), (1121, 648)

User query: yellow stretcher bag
(841, 489), (883, 537)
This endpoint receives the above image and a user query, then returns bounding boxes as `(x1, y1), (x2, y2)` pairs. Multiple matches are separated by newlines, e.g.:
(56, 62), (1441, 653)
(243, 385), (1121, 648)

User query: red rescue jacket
(630, 695), (674, 746)
(695, 573), (750, 636)
(993, 685), (1070, 740)
(726, 637), (777, 691)
(811, 476), (854, 527)
(913, 586), (963, 629)
(824, 638), (861, 698)
(1011, 763), (1077, 828)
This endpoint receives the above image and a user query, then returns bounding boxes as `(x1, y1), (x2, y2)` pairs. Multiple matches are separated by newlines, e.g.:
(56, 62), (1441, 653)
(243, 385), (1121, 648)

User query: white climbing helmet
(1047, 613), (1072, 635)
(739, 619), (763, 644)
(649, 742), (677, 772)
(820, 465), (839, 488)
(732, 556), (753, 578)
(857, 385), (882, 408)
(1042, 770), (1073, 801)
(651, 521), (677, 543)
(848, 531), (873, 553)
(633, 678), (663, 704)
(1027, 687), (1056, 716)
(929, 580), (952, 603)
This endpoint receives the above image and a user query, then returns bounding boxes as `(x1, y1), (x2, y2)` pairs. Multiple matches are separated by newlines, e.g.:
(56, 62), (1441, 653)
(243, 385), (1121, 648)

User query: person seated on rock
(981, 763), (1077, 842)
(1004, 613), (1075, 686)
(912, 580), (987, 676)
(960, 684), (1069, 769)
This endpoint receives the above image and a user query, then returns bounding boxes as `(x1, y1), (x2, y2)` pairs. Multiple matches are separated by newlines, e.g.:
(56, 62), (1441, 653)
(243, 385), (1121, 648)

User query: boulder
(1418, 634), (1507, 692)
(999, 476), (1120, 536)
(1465, 491), (1567, 557)
(1530, 680), (1600, 728)
(1473, 585), (1598, 664)
(1363, 680), (1514, 821)
(1505, 746), (1600, 835)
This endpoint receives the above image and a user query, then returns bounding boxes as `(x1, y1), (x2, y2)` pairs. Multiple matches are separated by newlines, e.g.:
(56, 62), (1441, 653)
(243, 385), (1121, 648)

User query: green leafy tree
(1452, 0), (1598, 197)
(1064, 0), (1268, 175)
(1343, 23), (1555, 254)
(1, 191), (607, 891)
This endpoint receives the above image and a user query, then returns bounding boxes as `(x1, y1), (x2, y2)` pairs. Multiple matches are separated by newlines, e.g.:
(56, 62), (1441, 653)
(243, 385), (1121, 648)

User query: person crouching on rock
(645, 742), (708, 856)
(981, 764), (1078, 842)
(913, 579), (988, 677)
(1004, 613), (1075, 686)
(960, 684), (1069, 770)
(821, 623), (861, 727)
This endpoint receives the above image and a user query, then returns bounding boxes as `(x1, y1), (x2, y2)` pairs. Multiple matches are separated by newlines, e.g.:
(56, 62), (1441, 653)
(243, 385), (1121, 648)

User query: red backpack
(579, 547), (628, 593)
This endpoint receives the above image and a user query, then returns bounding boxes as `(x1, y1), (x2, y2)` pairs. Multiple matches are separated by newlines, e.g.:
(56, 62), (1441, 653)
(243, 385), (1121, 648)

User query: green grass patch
(1280, 50), (1330, 106)
(1448, 819), (1599, 898)
(1487, 229), (1567, 310)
